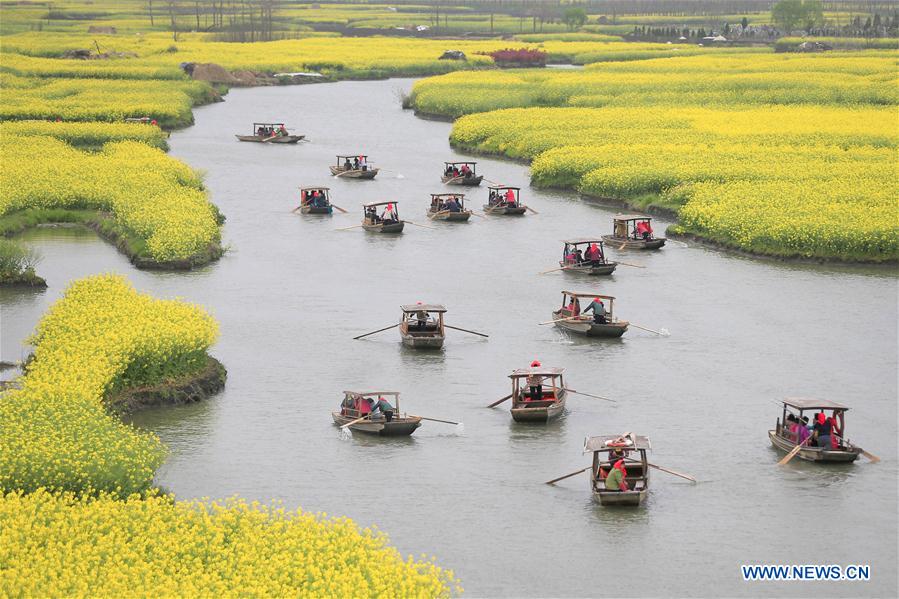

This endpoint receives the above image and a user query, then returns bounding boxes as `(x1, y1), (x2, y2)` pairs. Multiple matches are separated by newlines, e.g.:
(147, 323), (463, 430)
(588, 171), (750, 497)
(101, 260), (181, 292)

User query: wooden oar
(353, 323), (398, 340)
(545, 466), (590, 485)
(443, 175), (465, 184)
(538, 315), (583, 326)
(487, 394), (512, 408)
(340, 414), (372, 430)
(260, 134), (280, 143)
(445, 324), (488, 338)
(335, 224), (363, 231)
(619, 242), (627, 251)
(330, 204), (348, 214)
(562, 387), (616, 403)
(412, 416), (461, 425)
(538, 265), (576, 275)
(525, 206), (539, 215)
(334, 169), (362, 178)
(404, 220), (437, 230)
(291, 206), (302, 213)
(470, 211), (486, 219)
(860, 448), (881, 463)
(648, 463), (696, 482)
(778, 435), (813, 466)
(614, 260), (646, 268)
(629, 322), (668, 336)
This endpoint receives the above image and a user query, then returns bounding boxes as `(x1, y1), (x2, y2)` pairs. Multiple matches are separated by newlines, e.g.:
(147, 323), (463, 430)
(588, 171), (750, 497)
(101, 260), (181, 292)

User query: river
(1, 79), (896, 597)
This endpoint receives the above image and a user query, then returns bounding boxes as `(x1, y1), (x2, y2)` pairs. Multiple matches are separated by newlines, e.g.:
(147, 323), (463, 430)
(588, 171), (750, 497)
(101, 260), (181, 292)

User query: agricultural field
(0, 276), (456, 596)
(411, 52), (898, 261)
(1, 135), (222, 264)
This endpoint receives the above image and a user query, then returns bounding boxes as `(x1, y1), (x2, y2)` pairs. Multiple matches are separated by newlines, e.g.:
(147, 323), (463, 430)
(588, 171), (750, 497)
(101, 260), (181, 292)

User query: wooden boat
(236, 122), (304, 143)
(551, 291), (628, 338)
(768, 398), (863, 463)
(587, 434), (650, 506)
(332, 391), (421, 436)
(602, 214), (666, 249)
(297, 187), (333, 215)
(330, 154), (379, 179)
(399, 304), (446, 349)
(441, 161), (483, 186)
(361, 201), (404, 233)
(559, 239), (617, 276)
(483, 185), (527, 215)
(427, 194), (471, 222)
(508, 367), (567, 423)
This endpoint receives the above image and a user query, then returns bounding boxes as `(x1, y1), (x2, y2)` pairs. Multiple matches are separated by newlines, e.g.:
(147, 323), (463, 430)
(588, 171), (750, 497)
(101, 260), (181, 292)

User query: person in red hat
(635, 219), (653, 240)
(583, 297), (606, 323)
(527, 361), (543, 402)
(381, 202), (397, 224)
(605, 459), (629, 491)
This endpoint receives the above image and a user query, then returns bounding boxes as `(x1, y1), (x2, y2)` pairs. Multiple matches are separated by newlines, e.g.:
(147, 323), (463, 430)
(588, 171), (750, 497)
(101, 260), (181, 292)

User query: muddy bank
(106, 355), (227, 414)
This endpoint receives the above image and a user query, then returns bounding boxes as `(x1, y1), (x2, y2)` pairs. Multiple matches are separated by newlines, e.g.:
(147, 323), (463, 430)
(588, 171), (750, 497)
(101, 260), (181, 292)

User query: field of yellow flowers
(0, 275), (457, 595)
(0, 490), (458, 597)
(412, 52), (898, 261)
(0, 119), (169, 149)
(1, 134), (221, 264)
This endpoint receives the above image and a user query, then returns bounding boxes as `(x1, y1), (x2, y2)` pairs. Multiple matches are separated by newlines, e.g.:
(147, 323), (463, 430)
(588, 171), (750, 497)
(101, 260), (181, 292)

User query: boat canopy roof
(444, 161), (476, 166)
(563, 239), (604, 245)
(363, 201), (398, 208)
(509, 367), (565, 378)
(337, 154), (368, 159)
(584, 434), (651, 452)
(562, 291), (615, 300)
(782, 397), (849, 411)
(344, 391), (400, 397)
(431, 193), (465, 199)
(401, 304), (447, 313)
(253, 122), (284, 127)
(612, 214), (652, 222)
(300, 186), (329, 192)
(488, 185), (520, 191)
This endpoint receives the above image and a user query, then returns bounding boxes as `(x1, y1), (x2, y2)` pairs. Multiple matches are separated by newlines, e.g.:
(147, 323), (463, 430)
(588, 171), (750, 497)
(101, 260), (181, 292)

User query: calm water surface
(2, 79), (897, 597)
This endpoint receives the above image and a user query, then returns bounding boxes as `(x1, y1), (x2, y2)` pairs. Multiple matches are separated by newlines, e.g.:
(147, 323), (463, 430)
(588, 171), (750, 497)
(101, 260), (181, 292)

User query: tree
(563, 6), (587, 32)
(771, 0), (823, 33)
(741, 16), (748, 29)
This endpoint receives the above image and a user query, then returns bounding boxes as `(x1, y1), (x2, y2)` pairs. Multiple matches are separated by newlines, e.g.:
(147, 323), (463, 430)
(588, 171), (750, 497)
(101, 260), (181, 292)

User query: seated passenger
(604, 460), (629, 492)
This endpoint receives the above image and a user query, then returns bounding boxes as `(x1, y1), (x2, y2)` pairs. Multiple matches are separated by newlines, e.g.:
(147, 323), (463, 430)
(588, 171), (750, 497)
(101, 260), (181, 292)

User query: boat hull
(330, 166), (379, 179)
(558, 261), (618, 276)
(593, 489), (647, 506)
(332, 412), (422, 436)
(428, 210), (472, 222)
(300, 205), (332, 215)
(483, 204), (527, 216)
(362, 221), (405, 234)
(236, 135), (304, 144)
(602, 235), (666, 250)
(510, 398), (565, 423)
(551, 311), (628, 338)
(768, 430), (861, 463)
(401, 333), (445, 349)
(442, 175), (483, 186)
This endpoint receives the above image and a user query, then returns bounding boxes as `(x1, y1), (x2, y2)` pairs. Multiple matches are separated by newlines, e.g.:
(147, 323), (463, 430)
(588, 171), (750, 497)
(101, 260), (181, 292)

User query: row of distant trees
(147, 0), (279, 41)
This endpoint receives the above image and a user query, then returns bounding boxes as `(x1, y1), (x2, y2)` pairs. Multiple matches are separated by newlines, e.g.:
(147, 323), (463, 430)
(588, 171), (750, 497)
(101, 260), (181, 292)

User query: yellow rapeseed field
(1, 134), (220, 262)
(0, 274), (216, 494)
(413, 52), (898, 261)
(0, 119), (169, 148)
(0, 274), (457, 596)
(0, 490), (458, 597)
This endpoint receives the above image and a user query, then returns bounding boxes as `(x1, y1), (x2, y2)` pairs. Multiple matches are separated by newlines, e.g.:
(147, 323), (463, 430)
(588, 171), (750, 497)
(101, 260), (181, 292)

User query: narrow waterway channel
(2, 78), (896, 597)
